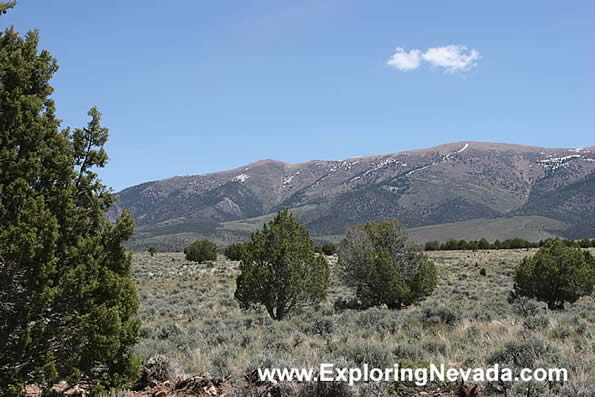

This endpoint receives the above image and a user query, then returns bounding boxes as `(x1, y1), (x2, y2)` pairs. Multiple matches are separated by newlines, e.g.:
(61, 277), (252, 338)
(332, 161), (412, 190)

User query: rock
(458, 382), (482, 397)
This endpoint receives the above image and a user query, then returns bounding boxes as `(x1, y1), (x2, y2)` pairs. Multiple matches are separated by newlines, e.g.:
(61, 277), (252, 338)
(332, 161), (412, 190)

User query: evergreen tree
(338, 220), (437, 309)
(442, 239), (459, 250)
(512, 241), (595, 310)
(356, 251), (407, 309)
(321, 242), (337, 256)
(234, 209), (330, 320)
(0, 6), (140, 393)
(184, 240), (217, 263)
(223, 242), (246, 261)
(578, 238), (591, 248)
(424, 240), (440, 251)
(478, 238), (490, 250)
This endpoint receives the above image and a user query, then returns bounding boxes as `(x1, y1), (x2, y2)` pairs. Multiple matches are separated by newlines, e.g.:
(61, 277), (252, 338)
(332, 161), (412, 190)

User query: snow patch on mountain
(538, 155), (581, 171)
(282, 171), (300, 189)
(232, 174), (250, 182)
(457, 143), (469, 153)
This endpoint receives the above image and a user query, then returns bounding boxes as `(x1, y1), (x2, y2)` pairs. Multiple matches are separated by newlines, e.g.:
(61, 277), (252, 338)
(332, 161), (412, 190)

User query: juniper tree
(234, 209), (330, 320)
(321, 242), (337, 256)
(184, 239), (217, 263)
(223, 242), (245, 261)
(512, 240), (595, 310)
(338, 220), (437, 309)
(0, 5), (140, 393)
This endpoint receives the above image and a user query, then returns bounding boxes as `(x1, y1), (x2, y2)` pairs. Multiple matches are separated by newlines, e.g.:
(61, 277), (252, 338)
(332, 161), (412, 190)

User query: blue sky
(7, 1), (594, 191)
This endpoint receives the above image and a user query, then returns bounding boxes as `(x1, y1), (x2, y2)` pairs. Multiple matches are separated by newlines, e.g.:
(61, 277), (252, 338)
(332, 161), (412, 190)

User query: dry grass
(131, 249), (595, 396)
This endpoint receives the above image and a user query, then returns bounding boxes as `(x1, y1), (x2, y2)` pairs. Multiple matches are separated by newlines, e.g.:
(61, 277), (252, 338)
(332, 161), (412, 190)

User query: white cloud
(386, 48), (422, 71)
(422, 45), (480, 72)
(387, 45), (480, 73)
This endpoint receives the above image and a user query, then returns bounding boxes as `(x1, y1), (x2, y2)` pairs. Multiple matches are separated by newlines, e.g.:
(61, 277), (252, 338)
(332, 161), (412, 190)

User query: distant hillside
(109, 142), (595, 250)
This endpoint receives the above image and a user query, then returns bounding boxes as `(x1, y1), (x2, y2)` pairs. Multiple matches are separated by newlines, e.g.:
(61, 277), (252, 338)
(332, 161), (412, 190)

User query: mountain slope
(109, 142), (595, 250)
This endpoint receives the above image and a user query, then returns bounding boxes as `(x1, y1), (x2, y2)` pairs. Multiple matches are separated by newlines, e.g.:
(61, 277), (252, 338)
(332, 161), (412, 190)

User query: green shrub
(234, 209), (330, 320)
(479, 267), (487, 276)
(424, 240), (440, 251)
(334, 296), (363, 311)
(309, 316), (335, 337)
(321, 242), (337, 256)
(509, 297), (546, 317)
(223, 242), (245, 261)
(487, 338), (557, 368)
(148, 247), (156, 256)
(501, 238), (530, 249)
(522, 315), (550, 331)
(420, 305), (461, 327)
(511, 241), (595, 310)
(487, 338), (559, 396)
(340, 340), (392, 368)
(356, 307), (386, 328)
(441, 239), (459, 250)
(184, 240), (218, 263)
(478, 238), (490, 249)
(338, 220), (437, 310)
(210, 347), (235, 377)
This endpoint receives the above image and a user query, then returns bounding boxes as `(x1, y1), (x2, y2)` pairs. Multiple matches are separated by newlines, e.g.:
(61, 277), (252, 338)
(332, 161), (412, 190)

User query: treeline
(424, 237), (595, 251)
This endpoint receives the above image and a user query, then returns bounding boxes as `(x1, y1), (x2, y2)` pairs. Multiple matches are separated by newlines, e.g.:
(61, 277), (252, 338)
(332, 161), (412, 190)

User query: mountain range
(108, 142), (595, 251)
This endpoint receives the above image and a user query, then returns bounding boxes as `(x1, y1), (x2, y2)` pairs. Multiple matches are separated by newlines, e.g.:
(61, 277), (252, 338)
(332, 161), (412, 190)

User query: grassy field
(407, 216), (570, 243)
(125, 214), (572, 253)
(131, 249), (594, 396)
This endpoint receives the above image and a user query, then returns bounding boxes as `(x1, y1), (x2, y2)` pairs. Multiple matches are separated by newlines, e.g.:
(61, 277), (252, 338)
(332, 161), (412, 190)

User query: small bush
(141, 354), (177, 382)
(420, 305), (460, 327)
(523, 315), (550, 331)
(210, 347), (235, 377)
(155, 323), (182, 340)
(321, 242), (337, 256)
(356, 307), (386, 328)
(488, 338), (557, 368)
(184, 240), (217, 263)
(578, 238), (592, 248)
(310, 316), (335, 337)
(340, 340), (392, 368)
(424, 240), (441, 251)
(479, 267), (487, 276)
(334, 296), (363, 311)
(223, 243), (245, 261)
(510, 297), (545, 317)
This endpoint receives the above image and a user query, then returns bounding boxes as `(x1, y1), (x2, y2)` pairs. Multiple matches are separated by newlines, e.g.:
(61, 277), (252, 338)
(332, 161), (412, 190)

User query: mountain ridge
(109, 142), (595, 250)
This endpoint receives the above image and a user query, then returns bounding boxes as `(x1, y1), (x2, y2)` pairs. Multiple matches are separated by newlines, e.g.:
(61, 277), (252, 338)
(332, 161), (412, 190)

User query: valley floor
(131, 249), (595, 396)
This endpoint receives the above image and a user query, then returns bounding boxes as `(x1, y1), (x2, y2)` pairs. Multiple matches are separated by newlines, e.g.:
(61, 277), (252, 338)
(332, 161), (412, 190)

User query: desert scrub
(130, 249), (595, 396)
(141, 354), (179, 382)
(420, 304), (461, 327)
